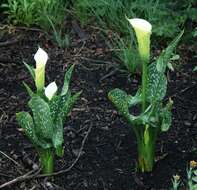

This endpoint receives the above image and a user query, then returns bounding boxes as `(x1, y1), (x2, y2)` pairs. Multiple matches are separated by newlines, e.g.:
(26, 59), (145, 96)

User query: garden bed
(0, 24), (196, 190)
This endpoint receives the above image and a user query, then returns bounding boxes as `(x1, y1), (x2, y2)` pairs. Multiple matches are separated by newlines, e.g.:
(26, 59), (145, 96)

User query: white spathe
(127, 18), (152, 63)
(34, 48), (48, 92)
(34, 47), (48, 68)
(127, 18), (152, 34)
(45, 82), (58, 100)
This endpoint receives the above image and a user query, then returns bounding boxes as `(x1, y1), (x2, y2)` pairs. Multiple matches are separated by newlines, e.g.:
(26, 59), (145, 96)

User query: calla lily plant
(16, 48), (81, 174)
(108, 18), (184, 172)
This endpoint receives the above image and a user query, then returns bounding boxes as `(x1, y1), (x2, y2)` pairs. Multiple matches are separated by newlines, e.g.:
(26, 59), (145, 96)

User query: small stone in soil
(32, 163), (39, 170)
(184, 121), (191, 126)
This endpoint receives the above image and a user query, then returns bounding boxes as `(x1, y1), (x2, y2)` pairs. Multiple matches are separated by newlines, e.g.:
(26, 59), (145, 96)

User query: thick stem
(38, 148), (54, 174)
(137, 139), (155, 172)
(137, 127), (157, 172)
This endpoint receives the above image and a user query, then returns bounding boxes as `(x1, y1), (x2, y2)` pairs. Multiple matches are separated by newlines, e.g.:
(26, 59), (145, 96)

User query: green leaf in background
(61, 64), (75, 96)
(23, 82), (34, 97)
(156, 30), (184, 73)
(193, 66), (197, 72)
(146, 63), (167, 102)
(28, 96), (53, 139)
(188, 8), (197, 21)
(23, 62), (35, 79)
(121, 46), (140, 74)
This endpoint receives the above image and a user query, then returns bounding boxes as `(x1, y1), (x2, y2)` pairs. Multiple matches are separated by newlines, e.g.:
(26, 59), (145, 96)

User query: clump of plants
(1, 0), (65, 29)
(16, 48), (81, 174)
(171, 161), (197, 190)
(108, 18), (184, 172)
(106, 32), (140, 74)
(1, 0), (70, 47)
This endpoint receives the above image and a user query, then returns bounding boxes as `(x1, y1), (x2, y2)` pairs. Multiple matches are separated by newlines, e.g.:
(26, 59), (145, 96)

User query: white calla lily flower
(45, 82), (58, 100)
(34, 47), (48, 68)
(34, 48), (48, 92)
(127, 18), (152, 63)
(128, 18), (152, 34)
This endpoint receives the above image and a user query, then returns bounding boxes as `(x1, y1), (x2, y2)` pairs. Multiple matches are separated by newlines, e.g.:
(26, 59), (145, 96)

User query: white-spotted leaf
(147, 63), (167, 102)
(61, 65), (75, 96)
(28, 96), (53, 139)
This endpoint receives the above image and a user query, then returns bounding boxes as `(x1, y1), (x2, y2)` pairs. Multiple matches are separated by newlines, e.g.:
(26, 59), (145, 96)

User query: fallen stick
(0, 169), (41, 189)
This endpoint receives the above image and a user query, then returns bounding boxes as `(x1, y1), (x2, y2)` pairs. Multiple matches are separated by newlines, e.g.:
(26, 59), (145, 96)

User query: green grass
(1, 0), (66, 30)
(72, 0), (196, 73)
(106, 32), (140, 74)
(2, 0), (36, 26)
(1, 0), (196, 63)
(1, 0), (70, 47)
(74, 0), (196, 38)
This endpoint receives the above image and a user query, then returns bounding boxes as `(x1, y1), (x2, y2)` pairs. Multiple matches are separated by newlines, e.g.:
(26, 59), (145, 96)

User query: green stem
(142, 59), (148, 112)
(38, 148), (54, 174)
(137, 140), (155, 172)
(137, 127), (158, 172)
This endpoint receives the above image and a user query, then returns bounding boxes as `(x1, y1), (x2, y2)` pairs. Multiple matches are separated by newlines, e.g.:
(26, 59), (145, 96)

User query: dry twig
(0, 150), (22, 168)
(0, 169), (41, 189)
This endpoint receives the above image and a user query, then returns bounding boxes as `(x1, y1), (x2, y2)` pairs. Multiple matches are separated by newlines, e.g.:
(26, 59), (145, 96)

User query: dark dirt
(0, 22), (196, 190)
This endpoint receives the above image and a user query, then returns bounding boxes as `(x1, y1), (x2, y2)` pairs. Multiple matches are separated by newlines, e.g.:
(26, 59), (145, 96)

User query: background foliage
(73, 0), (197, 38)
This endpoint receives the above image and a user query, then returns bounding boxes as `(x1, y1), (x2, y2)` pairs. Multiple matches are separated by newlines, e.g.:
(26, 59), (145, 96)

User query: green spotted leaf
(16, 112), (37, 144)
(134, 103), (160, 126)
(160, 100), (173, 132)
(16, 112), (51, 149)
(108, 88), (140, 124)
(156, 30), (184, 73)
(108, 88), (130, 117)
(61, 65), (75, 96)
(59, 91), (81, 123)
(192, 176), (197, 183)
(160, 109), (172, 132)
(193, 66), (197, 72)
(52, 117), (64, 157)
(108, 89), (158, 126)
(28, 96), (53, 139)
(49, 95), (61, 122)
(192, 184), (197, 190)
(194, 169), (197, 176)
(128, 88), (142, 107)
(146, 63), (167, 102)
